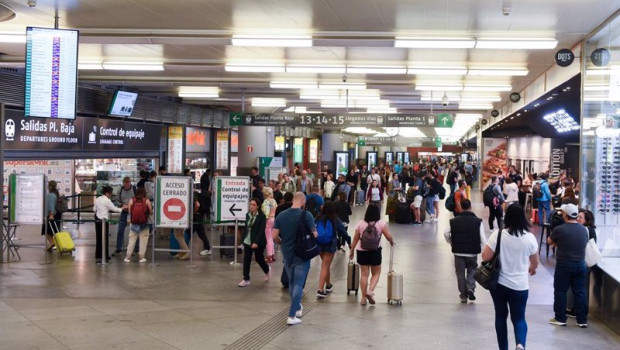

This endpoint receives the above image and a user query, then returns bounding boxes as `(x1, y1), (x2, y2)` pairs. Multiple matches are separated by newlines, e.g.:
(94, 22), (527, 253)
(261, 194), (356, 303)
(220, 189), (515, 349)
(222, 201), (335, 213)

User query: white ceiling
(0, 0), (618, 139)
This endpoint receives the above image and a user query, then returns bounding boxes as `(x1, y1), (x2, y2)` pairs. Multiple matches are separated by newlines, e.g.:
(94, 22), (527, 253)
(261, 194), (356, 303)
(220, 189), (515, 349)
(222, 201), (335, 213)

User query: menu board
(167, 126), (184, 174)
(482, 138), (508, 187)
(309, 139), (318, 163)
(9, 174), (45, 225)
(216, 130), (229, 170)
(24, 27), (78, 120)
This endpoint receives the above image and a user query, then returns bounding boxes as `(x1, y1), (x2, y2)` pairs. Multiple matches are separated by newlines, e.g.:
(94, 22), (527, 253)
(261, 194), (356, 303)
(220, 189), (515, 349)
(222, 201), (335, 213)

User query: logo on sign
(5, 119), (15, 141)
(88, 126), (97, 144)
(187, 130), (206, 146)
(164, 198), (186, 221)
(555, 49), (574, 67)
(246, 115), (253, 124)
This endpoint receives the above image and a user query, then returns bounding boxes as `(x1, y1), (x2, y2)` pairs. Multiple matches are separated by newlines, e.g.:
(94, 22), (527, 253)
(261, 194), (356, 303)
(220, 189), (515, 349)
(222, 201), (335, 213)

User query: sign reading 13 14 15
(300, 115), (345, 125)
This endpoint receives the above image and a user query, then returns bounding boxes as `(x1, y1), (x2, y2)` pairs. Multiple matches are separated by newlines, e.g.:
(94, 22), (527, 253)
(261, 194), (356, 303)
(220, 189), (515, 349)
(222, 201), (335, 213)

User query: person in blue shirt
(538, 174), (552, 225)
(305, 185), (324, 216)
(393, 160), (402, 176)
(42, 180), (61, 250)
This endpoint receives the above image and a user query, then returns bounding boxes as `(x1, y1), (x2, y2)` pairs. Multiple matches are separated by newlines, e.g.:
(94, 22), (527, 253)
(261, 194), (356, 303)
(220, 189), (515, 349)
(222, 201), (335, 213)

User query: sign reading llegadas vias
(230, 113), (443, 128)
(3, 114), (161, 151)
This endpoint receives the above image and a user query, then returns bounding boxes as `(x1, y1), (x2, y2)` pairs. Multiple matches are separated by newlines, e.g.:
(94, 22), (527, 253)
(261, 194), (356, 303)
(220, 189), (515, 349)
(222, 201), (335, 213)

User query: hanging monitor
(24, 27), (79, 119)
(108, 90), (138, 117)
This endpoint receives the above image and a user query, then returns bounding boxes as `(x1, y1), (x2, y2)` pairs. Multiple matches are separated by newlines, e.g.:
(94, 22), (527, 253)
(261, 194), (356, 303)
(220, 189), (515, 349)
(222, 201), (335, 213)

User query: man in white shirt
(366, 168), (382, 188)
(444, 199), (487, 303)
(94, 186), (124, 263)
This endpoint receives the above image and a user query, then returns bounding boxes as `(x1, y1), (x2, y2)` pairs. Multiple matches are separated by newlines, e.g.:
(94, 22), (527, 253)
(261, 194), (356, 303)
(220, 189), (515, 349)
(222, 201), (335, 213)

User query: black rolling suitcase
(219, 234), (236, 258)
(395, 202), (412, 224)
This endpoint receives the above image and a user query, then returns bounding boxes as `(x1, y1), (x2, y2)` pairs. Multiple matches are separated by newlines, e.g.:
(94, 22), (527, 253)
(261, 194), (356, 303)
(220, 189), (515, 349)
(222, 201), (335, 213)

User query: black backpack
(306, 196), (320, 217)
(438, 185), (446, 200)
(445, 194), (456, 212)
(483, 185), (496, 207)
(532, 183), (543, 199)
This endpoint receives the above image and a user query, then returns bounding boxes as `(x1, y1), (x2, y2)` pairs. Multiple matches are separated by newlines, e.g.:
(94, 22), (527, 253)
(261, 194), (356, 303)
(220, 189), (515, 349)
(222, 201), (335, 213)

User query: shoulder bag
(474, 229), (502, 290)
(584, 227), (602, 267)
(295, 210), (320, 261)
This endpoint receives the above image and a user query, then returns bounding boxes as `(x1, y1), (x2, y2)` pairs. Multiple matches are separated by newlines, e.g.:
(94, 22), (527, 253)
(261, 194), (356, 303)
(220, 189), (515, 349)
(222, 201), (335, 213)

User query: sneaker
(295, 304), (303, 318)
(178, 253), (190, 261)
(566, 309), (576, 318)
(577, 323), (588, 328)
(123, 258), (131, 263)
(325, 284), (334, 293)
(460, 294), (468, 303)
(199, 249), (212, 256)
(264, 267), (271, 281)
(238, 280), (251, 287)
(366, 292), (376, 305)
(467, 290), (476, 301)
(433, 218), (439, 222)
(317, 290), (328, 299)
(287, 317), (302, 325)
(112, 249), (122, 256)
(139, 258), (147, 263)
(549, 318), (567, 326)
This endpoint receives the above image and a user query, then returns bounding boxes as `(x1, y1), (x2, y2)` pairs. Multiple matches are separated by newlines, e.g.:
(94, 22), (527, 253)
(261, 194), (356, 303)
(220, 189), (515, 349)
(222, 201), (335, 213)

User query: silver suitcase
(387, 246), (403, 305)
(347, 260), (360, 295)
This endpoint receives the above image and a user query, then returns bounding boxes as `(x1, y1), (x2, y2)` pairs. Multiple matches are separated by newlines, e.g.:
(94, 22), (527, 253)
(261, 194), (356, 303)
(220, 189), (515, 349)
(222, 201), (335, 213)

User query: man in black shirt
(275, 192), (294, 217)
(547, 204), (590, 328)
(136, 170), (148, 188)
(509, 166), (525, 206)
(249, 167), (262, 188)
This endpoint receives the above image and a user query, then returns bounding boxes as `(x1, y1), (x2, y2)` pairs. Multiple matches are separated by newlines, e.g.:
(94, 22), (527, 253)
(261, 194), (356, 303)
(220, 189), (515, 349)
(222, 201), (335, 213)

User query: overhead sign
(9, 174), (45, 225)
(213, 176), (251, 222)
(156, 176), (191, 229)
(230, 113), (435, 128)
(555, 48), (574, 67)
(186, 127), (210, 153)
(3, 114), (161, 151)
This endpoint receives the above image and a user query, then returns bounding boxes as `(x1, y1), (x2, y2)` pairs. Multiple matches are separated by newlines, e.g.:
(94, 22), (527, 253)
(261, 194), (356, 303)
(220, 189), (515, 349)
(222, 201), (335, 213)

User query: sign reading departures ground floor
(213, 176), (251, 222)
(229, 113), (454, 128)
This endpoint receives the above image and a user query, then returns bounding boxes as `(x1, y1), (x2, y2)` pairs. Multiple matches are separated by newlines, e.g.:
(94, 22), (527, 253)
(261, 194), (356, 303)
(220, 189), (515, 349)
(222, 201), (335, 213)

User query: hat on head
(560, 204), (579, 219)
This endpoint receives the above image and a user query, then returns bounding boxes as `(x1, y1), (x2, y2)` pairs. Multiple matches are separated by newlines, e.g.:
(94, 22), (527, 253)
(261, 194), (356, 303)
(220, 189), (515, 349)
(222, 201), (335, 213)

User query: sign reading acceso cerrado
(156, 176), (191, 229)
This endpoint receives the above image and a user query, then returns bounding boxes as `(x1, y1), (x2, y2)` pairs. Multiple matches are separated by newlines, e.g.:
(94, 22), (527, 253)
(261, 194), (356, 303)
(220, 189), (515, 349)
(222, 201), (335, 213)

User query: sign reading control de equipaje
(156, 176), (191, 229)
(213, 176), (251, 222)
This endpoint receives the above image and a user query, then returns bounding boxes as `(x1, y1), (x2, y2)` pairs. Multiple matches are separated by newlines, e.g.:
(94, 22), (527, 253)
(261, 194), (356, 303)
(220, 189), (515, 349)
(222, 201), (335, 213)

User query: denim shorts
(130, 223), (149, 233)
(318, 237), (338, 253)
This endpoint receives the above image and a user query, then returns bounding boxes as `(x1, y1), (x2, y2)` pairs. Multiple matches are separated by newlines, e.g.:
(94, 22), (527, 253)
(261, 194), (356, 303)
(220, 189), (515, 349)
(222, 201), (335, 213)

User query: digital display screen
(108, 91), (138, 117)
(24, 27), (79, 119)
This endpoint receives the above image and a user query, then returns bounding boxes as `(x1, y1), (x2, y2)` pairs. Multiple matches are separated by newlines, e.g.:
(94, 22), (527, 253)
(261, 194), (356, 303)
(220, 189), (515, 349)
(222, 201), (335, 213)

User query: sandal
(360, 298), (367, 306)
(367, 293), (376, 305)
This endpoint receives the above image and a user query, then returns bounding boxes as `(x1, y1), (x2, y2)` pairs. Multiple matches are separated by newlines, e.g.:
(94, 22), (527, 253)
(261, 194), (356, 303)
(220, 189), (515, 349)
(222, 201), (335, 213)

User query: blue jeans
(284, 256), (311, 318)
(449, 182), (457, 195)
(116, 211), (129, 251)
(425, 196), (434, 215)
(554, 261), (588, 324)
(490, 284), (529, 350)
(538, 200), (551, 224)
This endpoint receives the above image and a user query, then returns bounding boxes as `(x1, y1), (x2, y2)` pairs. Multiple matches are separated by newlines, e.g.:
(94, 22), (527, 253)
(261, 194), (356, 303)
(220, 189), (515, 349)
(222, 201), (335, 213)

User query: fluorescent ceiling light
(343, 127), (377, 134)
(585, 67), (620, 76)
(231, 35), (312, 47)
(283, 106), (321, 114)
(583, 85), (610, 91)
(455, 113), (483, 120)
(464, 84), (512, 92)
(225, 63), (285, 72)
(407, 66), (468, 75)
(475, 38), (558, 49)
(318, 82), (367, 90)
(395, 38), (475, 49)
(321, 100), (390, 108)
(0, 34), (26, 43)
(468, 68), (528, 76)
(102, 62), (164, 71)
(458, 103), (494, 110)
(286, 65), (346, 74)
(178, 86), (219, 98)
(78, 62), (103, 70)
(460, 96), (501, 102)
(347, 65), (407, 74)
(366, 108), (398, 114)
(252, 98), (287, 107)
(270, 81), (318, 89)
(415, 84), (463, 91)
(398, 127), (425, 138)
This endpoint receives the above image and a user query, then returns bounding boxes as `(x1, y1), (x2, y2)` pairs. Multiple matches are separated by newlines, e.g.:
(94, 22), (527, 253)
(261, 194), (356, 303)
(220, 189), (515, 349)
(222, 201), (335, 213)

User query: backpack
(549, 181), (560, 195)
(130, 197), (149, 224)
(445, 194), (455, 212)
(306, 196), (319, 217)
(56, 194), (68, 214)
(438, 185), (446, 200)
(532, 183), (543, 199)
(316, 219), (334, 244)
(295, 210), (320, 260)
(360, 221), (381, 251)
(483, 185), (496, 207)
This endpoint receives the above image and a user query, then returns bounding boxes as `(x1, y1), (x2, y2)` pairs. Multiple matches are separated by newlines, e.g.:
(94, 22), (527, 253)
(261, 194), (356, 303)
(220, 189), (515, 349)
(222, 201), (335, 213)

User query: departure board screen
(24, 27), (79, 119)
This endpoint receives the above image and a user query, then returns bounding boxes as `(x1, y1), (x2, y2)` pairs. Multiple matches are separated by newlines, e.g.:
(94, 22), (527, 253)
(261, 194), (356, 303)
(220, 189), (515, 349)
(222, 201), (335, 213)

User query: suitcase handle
(50, 220), (61, 235)
(389, 245), (395, 272)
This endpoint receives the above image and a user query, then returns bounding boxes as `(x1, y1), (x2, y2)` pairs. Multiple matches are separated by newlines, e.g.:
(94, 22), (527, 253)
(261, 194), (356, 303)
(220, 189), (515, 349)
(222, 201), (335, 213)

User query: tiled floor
(1, 191), (619, 349)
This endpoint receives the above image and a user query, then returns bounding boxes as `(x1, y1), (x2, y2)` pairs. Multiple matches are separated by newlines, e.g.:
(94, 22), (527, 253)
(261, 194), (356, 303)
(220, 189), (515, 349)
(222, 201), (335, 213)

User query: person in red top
(454, 180), (468, 216)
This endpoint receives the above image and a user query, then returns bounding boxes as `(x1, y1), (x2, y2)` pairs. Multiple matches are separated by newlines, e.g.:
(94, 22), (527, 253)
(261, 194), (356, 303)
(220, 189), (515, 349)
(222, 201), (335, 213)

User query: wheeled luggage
(347, 260), (360, 295)
(387, 246), (403, 305)
(395, 202), (412, 224)
(51, 222), (75, 255)
(169, 230), (190, 256)
(356, 189), (365, 206)
(419, 198), (426, 222)
(531, 208), (538, 224)
(219, 233), (236, 258)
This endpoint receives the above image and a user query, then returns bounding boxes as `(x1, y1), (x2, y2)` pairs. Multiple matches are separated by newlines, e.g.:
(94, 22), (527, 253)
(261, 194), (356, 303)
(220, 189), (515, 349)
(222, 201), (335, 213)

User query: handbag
(584, 227), (602, 267)
(474, 229), (502, 290)
(295, 210), (320, 261)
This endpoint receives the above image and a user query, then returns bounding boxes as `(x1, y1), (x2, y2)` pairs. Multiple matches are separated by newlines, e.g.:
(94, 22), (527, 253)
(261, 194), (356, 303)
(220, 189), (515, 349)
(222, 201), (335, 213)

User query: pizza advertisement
(481, 138), (508, 188)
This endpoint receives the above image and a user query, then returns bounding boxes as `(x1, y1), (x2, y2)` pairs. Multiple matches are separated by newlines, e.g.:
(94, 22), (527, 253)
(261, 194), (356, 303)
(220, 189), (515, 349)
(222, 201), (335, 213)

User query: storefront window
(582, 13), (620, 258)
(75, 158), (154, 195)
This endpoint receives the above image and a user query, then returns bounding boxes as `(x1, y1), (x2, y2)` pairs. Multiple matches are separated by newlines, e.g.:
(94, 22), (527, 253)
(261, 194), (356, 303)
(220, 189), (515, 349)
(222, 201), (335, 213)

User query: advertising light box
(25, 27), (79, 120)
(108, 91), (138, 117)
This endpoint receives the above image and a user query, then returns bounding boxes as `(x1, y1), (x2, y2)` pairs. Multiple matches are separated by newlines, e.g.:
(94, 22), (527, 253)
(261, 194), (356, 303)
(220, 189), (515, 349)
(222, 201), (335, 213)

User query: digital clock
(299, 115), (345, 125)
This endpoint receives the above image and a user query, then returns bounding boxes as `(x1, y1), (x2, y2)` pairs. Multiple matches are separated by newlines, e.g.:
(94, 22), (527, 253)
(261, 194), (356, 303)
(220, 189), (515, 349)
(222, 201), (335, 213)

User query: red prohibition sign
(163, 198), (186, 221)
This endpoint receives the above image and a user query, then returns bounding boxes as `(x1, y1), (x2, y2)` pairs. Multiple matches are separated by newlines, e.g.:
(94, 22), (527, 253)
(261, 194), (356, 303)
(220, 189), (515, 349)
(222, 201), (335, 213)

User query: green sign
(435, 113), (453, 128)
(358, 140), (366, 146)
(435, 137), (442, 148)
(229, 112), (243, 126)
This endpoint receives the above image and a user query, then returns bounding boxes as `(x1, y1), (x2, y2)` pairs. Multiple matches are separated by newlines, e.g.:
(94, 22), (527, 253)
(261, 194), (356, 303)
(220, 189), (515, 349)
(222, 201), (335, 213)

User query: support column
(321, 131), (342, 170)
(237, 126), (274, 176)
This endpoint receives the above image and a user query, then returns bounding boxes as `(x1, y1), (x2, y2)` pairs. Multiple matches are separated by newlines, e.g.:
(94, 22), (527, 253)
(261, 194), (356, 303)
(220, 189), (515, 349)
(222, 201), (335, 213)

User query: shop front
(581, 12), (620, 333)
(184, 126), (212, 185)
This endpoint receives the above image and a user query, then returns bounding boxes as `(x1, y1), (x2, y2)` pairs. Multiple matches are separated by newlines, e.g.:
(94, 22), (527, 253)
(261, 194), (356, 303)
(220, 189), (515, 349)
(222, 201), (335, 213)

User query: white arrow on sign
(441, 116), (450, 126)
(233, 115), (240, 123)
